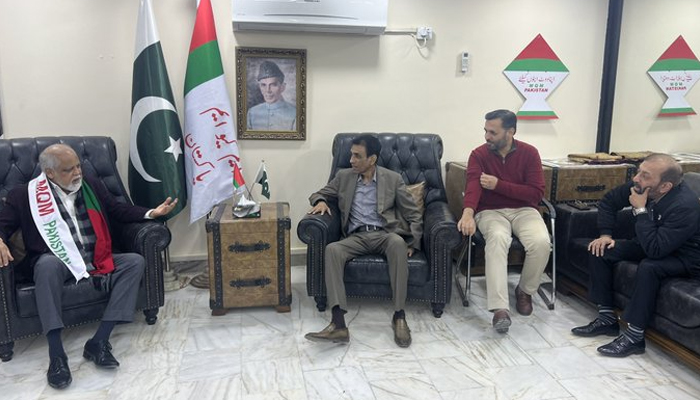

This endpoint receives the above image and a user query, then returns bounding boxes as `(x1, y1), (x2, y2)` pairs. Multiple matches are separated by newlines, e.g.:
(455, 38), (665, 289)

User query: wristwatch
(632, 207), (648, 216)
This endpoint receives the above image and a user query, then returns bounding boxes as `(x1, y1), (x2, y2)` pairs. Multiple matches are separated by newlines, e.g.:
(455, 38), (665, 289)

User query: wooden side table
(205, 202), (292, 315)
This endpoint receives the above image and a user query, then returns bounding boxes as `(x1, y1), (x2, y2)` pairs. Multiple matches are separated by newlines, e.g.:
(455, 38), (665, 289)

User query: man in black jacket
(571, 153), (700, 357)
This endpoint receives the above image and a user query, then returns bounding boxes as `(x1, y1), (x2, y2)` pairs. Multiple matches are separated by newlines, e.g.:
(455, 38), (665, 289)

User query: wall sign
(503, 34), (569, 120)
(648, 35), (700, 117)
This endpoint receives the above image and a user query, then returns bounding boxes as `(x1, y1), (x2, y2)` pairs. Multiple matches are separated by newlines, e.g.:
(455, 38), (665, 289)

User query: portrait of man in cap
(246, 59), (297, 131)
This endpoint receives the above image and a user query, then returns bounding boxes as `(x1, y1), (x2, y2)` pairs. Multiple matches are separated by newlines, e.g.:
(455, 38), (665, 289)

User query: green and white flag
(254, 161), (270, 199)
(184, 0), (242, 223)
(129, 0), (187, 220)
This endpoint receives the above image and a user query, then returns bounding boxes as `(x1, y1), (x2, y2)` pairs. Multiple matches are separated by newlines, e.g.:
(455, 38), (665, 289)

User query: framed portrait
(236, 47), (307, 140)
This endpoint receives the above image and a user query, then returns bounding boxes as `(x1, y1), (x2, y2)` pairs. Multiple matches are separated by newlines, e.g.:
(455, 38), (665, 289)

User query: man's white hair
(38, 144), (77, 173)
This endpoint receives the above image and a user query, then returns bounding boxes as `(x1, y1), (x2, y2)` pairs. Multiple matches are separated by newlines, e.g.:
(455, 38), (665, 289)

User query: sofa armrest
(0, 264), (17, 345)
(297, 204), (341, 298)
(118, 221), (171, 255)
(116, 221), (171, 310)
(423, 201), (461, 303)
(555, 204), (600, 241)
(555, 204), (636, 242)
(297, 204), (342, 246)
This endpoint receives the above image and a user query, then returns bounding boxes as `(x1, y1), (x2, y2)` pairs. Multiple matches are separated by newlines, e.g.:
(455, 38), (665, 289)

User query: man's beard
(634, 182), (662, 199)
(62, 179), (82, 193)
(486, 139), (506, 151)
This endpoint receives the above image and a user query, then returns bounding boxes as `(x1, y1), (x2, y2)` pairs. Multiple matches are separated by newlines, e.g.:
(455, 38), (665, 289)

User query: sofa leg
(314, 296), (327, 312)
(143, 308), (159, 325)
(0, 342), (14, 362)
(431, 303), (445, 318)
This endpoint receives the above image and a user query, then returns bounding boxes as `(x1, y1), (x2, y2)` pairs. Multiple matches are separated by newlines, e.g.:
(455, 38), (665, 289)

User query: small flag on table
(254, 161), (270, 199)
(233, 163), (246, 194)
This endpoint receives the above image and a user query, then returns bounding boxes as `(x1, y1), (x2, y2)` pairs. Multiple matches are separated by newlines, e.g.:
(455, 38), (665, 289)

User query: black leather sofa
(297, 133), (461, 317)
(556, 172), (700, 362)
(0, 136), (171, 361)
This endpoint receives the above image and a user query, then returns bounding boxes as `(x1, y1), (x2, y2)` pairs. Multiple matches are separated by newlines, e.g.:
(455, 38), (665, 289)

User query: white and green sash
(28, 173), (89, 282)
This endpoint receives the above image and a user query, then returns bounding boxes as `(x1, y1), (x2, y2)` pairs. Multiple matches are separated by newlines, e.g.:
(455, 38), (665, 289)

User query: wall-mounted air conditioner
(232, 0), (388, 35)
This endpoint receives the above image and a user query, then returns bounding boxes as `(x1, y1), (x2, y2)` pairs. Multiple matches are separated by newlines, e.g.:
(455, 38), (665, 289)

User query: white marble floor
(2, 262), (699, 400)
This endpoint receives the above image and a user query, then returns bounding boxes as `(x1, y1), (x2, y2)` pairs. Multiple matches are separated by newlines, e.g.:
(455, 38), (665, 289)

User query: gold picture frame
(236, 47), (307, 140)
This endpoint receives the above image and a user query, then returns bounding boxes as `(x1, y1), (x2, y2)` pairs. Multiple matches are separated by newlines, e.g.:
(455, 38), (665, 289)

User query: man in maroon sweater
(457, 109), (550, 333)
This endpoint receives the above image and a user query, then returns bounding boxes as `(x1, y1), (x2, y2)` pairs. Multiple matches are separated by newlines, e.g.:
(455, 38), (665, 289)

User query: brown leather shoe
(392, 317), (412, 348)
(515, 285), (533, 316)
(492, 309), (511, 333)
(304, 323), (349, 344)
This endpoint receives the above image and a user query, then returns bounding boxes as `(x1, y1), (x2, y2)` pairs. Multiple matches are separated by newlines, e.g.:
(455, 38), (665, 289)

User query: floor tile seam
(239, 356), (307, 395)
(416, 355), (497, 391)
(365, 374), (442, 398)
(300, 365), (375, 400)
(606, 369), (693, 391)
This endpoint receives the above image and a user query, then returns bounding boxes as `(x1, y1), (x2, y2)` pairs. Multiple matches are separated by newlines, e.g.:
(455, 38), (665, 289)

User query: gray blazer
(309, 166), (423, 250)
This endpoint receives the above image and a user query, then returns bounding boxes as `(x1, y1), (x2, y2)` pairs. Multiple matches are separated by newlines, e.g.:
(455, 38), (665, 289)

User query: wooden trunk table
(206, 202), (292, 315)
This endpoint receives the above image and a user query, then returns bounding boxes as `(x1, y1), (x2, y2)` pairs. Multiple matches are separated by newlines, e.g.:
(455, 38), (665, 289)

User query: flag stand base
(190, 269), (209, 289)
(162, 246), (183, 292)
(163, 270), (183, 292)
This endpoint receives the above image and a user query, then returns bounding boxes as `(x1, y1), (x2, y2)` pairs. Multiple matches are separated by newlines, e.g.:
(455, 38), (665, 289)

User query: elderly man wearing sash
(0, 144), (177, 389)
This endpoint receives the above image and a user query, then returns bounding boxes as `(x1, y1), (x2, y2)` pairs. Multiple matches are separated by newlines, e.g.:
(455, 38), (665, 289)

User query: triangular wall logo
(648, 35), (700, 117)
(503, 34), (569, 120)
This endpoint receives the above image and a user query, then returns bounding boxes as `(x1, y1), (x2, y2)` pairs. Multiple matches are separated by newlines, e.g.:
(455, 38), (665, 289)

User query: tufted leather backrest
(329, 133), (447, 205)
(0, 137), (130, 212)
(683, 172), (700, 197)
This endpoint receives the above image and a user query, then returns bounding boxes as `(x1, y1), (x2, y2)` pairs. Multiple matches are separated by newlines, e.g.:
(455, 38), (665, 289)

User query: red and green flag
(184, 0), (243, 223)
(503, 34), (569, 120)
(233, 163), (246, 193)
(129, 0), (187, 220)
(648, 35), (700, 117)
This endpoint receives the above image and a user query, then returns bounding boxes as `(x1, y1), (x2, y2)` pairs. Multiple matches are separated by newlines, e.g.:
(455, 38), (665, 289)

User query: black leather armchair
(0, 136), (171, 361)
(297, 133), (461, 317)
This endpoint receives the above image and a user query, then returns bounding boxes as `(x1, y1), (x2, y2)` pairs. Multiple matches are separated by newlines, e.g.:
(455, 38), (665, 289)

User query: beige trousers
(475, 207), (550, 311)
(324, 230), (408, 311)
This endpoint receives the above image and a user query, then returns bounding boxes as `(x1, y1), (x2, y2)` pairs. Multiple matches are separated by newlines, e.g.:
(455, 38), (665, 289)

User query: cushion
(406, 181), (426, 217)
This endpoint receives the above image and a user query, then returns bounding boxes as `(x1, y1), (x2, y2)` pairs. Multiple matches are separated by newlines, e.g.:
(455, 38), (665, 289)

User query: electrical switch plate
(461, 52), (470, 73)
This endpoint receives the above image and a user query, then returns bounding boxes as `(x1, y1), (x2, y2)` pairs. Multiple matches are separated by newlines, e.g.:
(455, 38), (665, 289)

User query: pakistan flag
(128, 0), (187, 220)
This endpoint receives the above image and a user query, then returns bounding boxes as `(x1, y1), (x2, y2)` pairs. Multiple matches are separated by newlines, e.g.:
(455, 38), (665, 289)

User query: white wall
(4, 0), (690, 261)
(611, 0), (700, 152)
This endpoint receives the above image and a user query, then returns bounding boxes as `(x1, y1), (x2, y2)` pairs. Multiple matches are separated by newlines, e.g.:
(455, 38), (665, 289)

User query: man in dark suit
(0, 144), (177, 389)
(304, 134), (423, 348)
(572, 154), (700, 357)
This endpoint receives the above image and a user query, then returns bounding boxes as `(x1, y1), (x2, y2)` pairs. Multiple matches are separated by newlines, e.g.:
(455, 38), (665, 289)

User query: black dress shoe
(83, 339), (120, 368)
(597, 335), (645, 358)
(47, 356), (72, 389)
(571, 318), (619, 337)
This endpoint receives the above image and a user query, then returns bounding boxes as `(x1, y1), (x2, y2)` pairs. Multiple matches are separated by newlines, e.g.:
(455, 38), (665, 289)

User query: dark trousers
(33, 253), (145, 335)
(588, 239), (689, 329)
